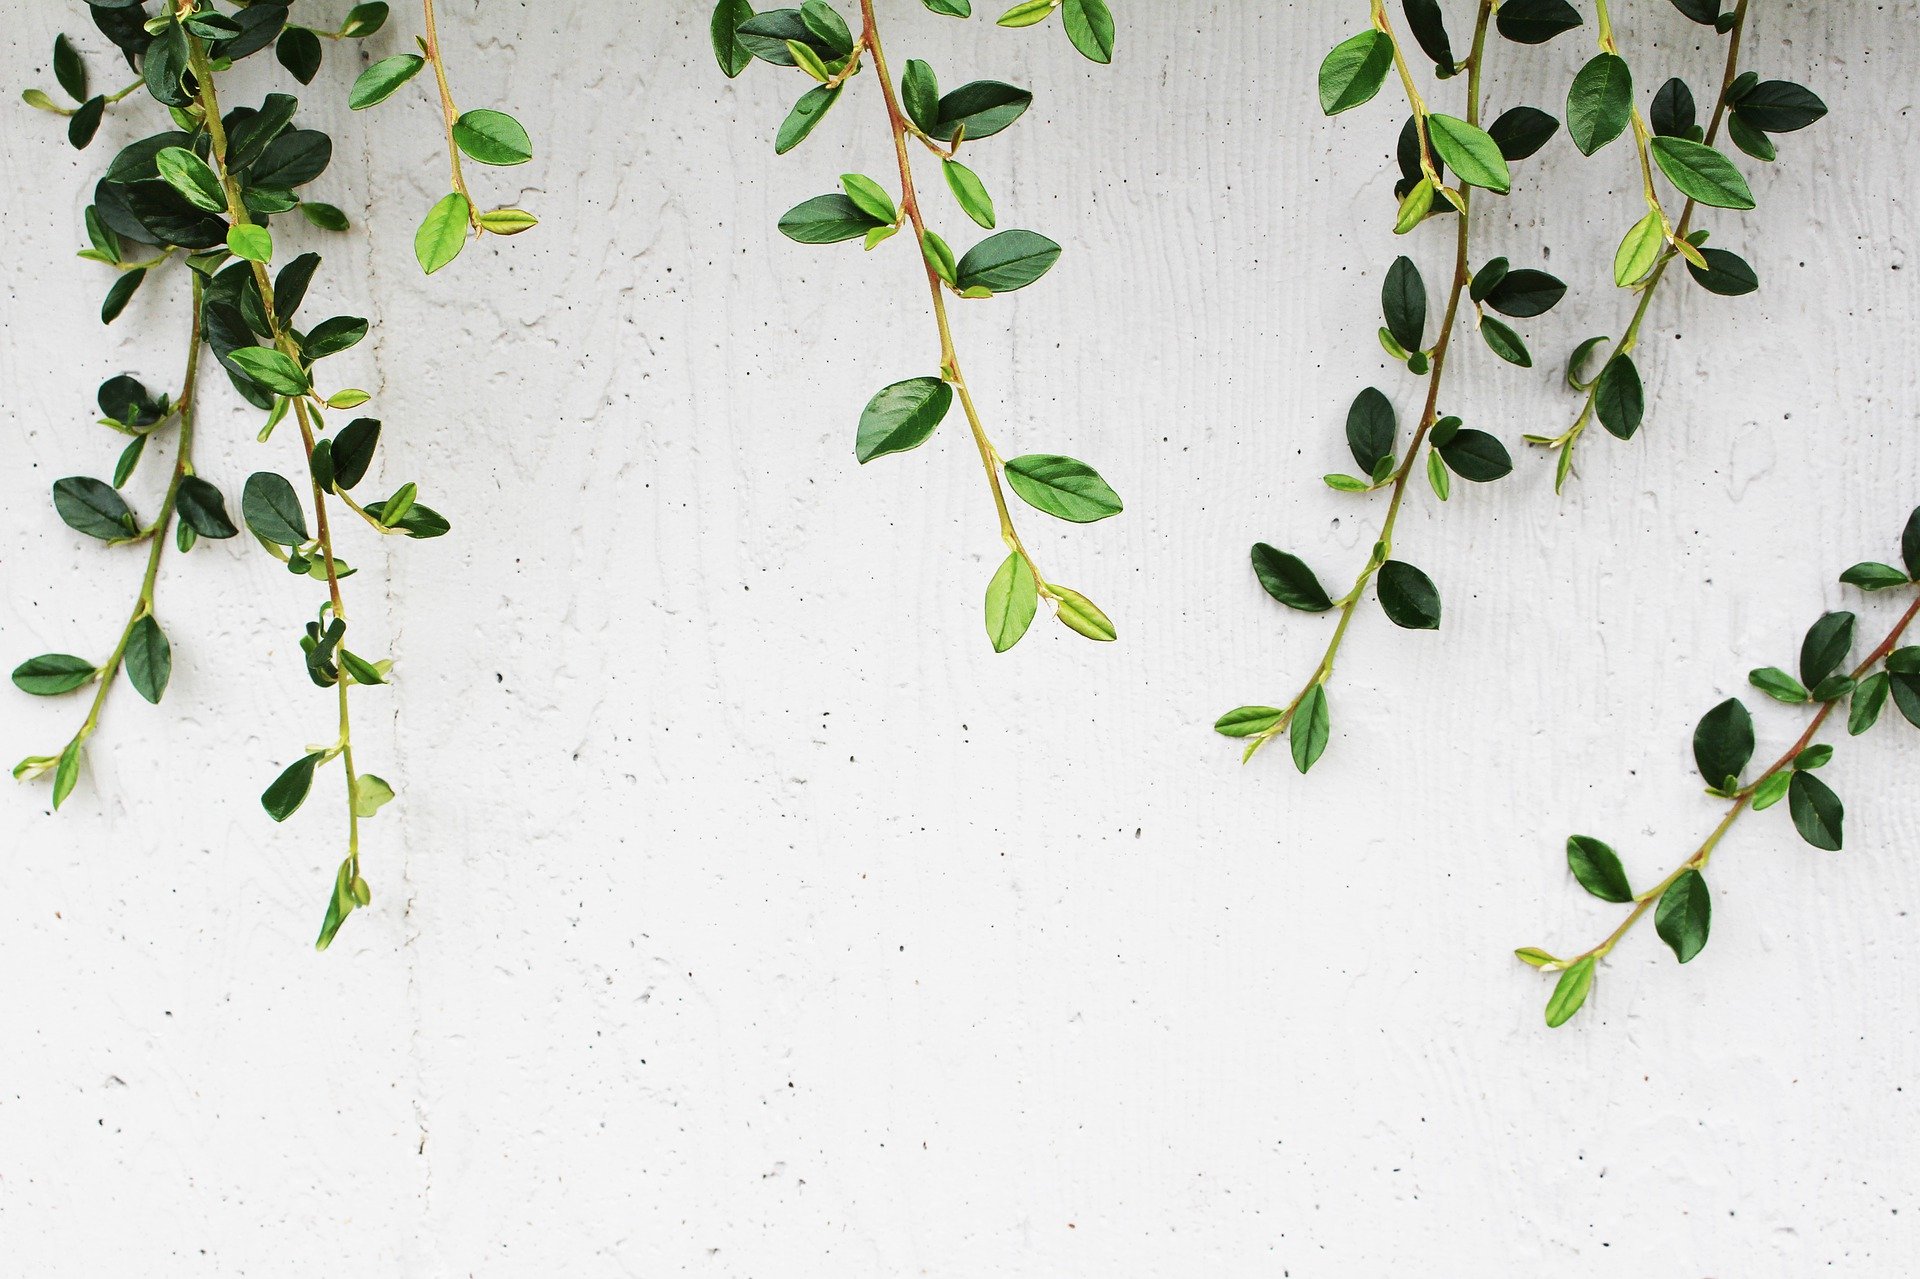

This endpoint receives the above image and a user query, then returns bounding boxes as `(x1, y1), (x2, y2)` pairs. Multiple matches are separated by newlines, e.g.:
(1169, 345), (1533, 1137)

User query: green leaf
(1655, 869), (1711, 963)
(799, 0), (854, 55)
(176, 475), (239, 540)
(11, 654), (96, 697)
(1427, 114), (1511, 193)
(1381, 257), (1425, 352)
(1250, 544), (1332, 613)
(304, 315), (369, 361)
(1799, 611), (1855, 689)
(228, 346), (309, 396)
(1692, 697), (1754, 791)
(1545, 955), (1595, 1027)
(1484, 269), (1566, 318)
(352, 773), (395, 819)
(1003, 455), (1122, 523)
(262, 751), (324, 822)
(1479, 316), (1531, 366)
(1905, 507), (1920, 580)
(855, 377), (952, 463)
(1752, 770), (1791, 811)
(52, 477), (134, 541)
(340, 650), (387, 687)
(1594, 354), (1644, 440)
(1290, 683), (1330, 774)
(1613, 210), (1663, 287)
(1377, 560), (1441, 630)
(1687, 247), (1758, 296)
(1488, 105), (1559, 161)
(997, 0), (1054, 24)
(840, 173), (898, 224)
(69, 96), (105, 149)
(277, 25), (322, 84)
(711, 0), (758, 76)
(1793, 744), (1834, 771)
(53, 739), (83, 810)
(315, 860), (356, 951)
(101, 272), (142, 325)
(331, 418), (381, 490)
(453, 109), (533, 166)
(1895, 673), (1920, 729)
(1839, 561), (1909, 591)
(954, 230), (1060, 294)
(415, 192), (471, 274)
(243, 471), (310, 545)
(933, 81), (1032, 142)
(1566, 52), (1632, 155)
(1650, 136), (1754, 210)
(778, 193), (884, 244)
(942, 160), (995, 229)
(984, 552), (1039, 653)
(349, 54), (424, 110)
(901, 60), (939, 135)
(154, 146), (228, 212)
(1733, 80), (1827, 134)
(1788, 771), (1844, 851)
(776, 84), (842, 154)
(1318, 30), (1393, 116)
(1748, 666), (1808, 703)
(1726, 113), (1774, 162)
(1497, 0), (1582, 44)
(1849, 671), (1890, 736)
(923, 0), (972, 14)
(1052, 586), (1116, 642)
(1567, 835), (1633, 903)
(1062, 0), (1114, 63)
(124, 614), (171, 704)
(341, 3), (390, 38)
(1436, 428), (1512, 482)
(54, 34), (88, 102)
(302, 201), (350, 232)
(1346, 387), (1397, 474)
(227, 224), (274, 264)
(1214, 706), (1284, 739)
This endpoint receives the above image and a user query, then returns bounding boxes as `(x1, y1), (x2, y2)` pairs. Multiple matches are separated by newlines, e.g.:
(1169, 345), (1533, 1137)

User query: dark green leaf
(176, 475), (239, 540)
(901, 60), (939, 134)
(1850, 671), (1890, 736)
(124, 614), (171, 704)
(1377, 560), (1440, 630)
(1488, 106), (1558, 161)
(262, 751), (324, 822)
(778, 193), (883, 244)
(1894, 673), (1920, 729)
(1382, 256), (1425, 352)
(1903, 506), (1920, 579)
(776, 85), (841, 154)
(331, 418), (381, 490)
(276, 26), (322, 84)
(70, 97), (106, 149)
(1437, 428), (1512, 482)
(1346, 386), (1397, 474)
(1748, 666), (1808, 703)
(955, 230), (1060, 294)
(1687, 247), (1758, 296)
(1788, 771), (1844, 851)
(1693, 697), (1754, 791)
(1496, 0), (1581, 43)
(1799, 611), (1855, 689)
(11, 654), (96, 697)
(1594, 354), (1643, 440)
(55, 34), (88, 101)
(711, 0), (758, 76)
(1401, 0), (1453, 70)
(1650, 77), (1696, 138)
(1479, 316), (1531, 366)
(248, 129), (331, 189)
(349, 54), (424, 109)
(101, 271), (143, 324)
(1567, 835), (1633, 903)
(53, 477), (134, 541)
(1655, 869), (1711, 963)
(1484, 268), (1566, 318)
(1733, 81), (1827, 133)
(933, 81), (1032, 142)
(1839, 561), (1909, 591)
(1251, 544), (1332, 613)
(243, 471), (310, 545)
(303, 316), (368, 360)
(1726, 113), (1776, 162)
(1566, 53), (1632, 156)
(1650, 136), (1754, 210)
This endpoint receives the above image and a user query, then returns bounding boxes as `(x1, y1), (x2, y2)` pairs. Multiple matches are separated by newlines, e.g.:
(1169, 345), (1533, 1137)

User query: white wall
(3, 1), (1917, 1273)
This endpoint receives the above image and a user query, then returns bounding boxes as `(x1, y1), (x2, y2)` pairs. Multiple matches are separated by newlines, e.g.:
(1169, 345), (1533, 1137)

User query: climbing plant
(11, 0), (534, 949)
(1522, 506), (1920, 1026)
(713, 0), (1123, 651)
(1213, 0), (1824, 773)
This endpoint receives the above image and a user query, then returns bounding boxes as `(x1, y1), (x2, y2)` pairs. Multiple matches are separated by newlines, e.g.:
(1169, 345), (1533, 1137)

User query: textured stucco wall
(3, 2), (1917, 1274)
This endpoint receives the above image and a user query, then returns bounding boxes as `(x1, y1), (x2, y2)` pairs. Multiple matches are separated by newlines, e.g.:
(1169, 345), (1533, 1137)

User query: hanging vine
(11, 0), (534, 949)
(1522, 507), (1920, 1026)
(1214, 0), (1824, 773)
(713, 0), (1123, 651)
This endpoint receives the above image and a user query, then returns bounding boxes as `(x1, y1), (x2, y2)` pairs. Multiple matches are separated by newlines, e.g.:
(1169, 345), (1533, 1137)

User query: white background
(3, 1), (1917, 1274)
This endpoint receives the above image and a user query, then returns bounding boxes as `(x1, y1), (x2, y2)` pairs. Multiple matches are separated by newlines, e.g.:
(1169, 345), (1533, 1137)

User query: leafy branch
(1524, 506), (1920, 1027)
(714, 0), (1121, 651)
(1215, 0), (1570, 772)
(1532, 0), (1826, 487)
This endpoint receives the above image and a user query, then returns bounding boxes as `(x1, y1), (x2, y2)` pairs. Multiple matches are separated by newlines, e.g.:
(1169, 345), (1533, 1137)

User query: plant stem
(855, 0), (1051, 600)
(421, 0), (480, 231)
(187, 35), (363, 875)
(1558, 589), (1920, 968)
(1545, 0), (1750, 486)
(1243, 0), (1495, 761)
(63, 277), (204, 758)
